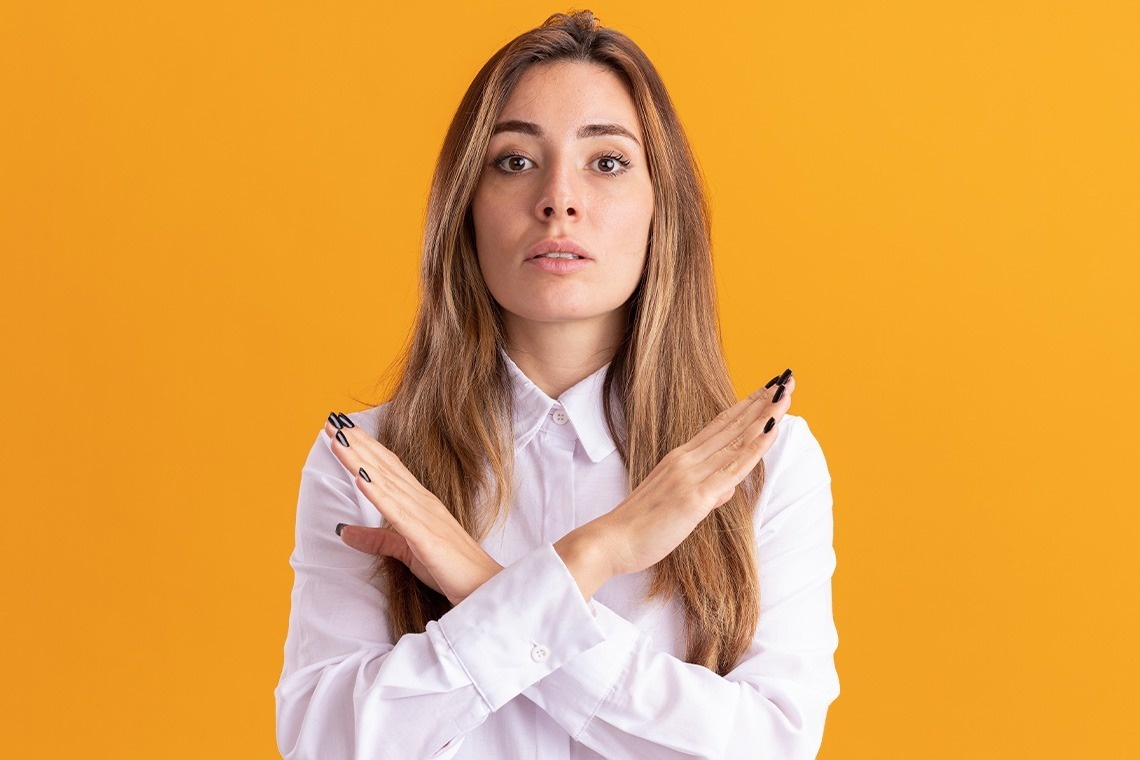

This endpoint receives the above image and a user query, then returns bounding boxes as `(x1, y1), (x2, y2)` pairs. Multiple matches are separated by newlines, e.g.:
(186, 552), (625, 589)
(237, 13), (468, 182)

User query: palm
(339, 526), (442, 594)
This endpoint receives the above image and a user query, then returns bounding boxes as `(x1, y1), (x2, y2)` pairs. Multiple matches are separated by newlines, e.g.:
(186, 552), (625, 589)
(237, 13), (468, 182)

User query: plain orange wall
(2, 1), (1138, 757)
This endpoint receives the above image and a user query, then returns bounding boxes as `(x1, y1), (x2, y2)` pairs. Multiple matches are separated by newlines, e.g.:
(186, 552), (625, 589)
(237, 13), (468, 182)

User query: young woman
(276, 11), (839, 760)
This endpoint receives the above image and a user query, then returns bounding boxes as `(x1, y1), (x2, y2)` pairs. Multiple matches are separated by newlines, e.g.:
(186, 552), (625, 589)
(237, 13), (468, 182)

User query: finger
(325, 412), (385, 453)
(680, 385), (768, 454)
(704, 429), (773, 507)
(319, 425), (419, 524)
(323, 416), (484, 562)
(338, 524), (411, 561)
(323, 420), (380, 484)
(728, 375), (794, 453)
(353, 465), (422, 529)
(323, 418), (404, 489)
(354, 462), (470, 550)
(320, 417), (459, 537)
(699, 376), (796, 501)
(326, 411), (356, 432)
(325, 416), (375, 451)
(324, 411), (359, 444)
(691, 373), (796, 462)
(324, 415), (431, 495)
(337, 524), (445, 595)
(324, 418), (360, 455)
(683, 370), (796, 455)
(771, 374), (795, 402)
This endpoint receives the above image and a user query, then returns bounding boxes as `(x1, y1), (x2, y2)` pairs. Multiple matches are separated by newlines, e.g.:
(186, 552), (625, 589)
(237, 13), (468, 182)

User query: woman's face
(472, 60), (654, 341)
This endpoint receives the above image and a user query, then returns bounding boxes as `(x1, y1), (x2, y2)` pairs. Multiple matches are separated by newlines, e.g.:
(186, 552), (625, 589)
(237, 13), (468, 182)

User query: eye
(493, 154), (535, 173)
(591, 151), (632, 175)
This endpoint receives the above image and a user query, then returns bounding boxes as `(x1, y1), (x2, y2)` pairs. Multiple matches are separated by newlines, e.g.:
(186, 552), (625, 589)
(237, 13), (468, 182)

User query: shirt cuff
(436, 543), (607, 712)
(521, 599), (642, 738)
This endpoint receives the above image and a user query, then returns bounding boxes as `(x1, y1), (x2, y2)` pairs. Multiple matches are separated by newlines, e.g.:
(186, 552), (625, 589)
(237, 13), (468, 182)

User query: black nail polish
(335, 522), (346, 537)
(336, 430), (349, 447)
(772, 384), (786, 403)
(337, 413), (355, 428)
(779, 368), (793, 384)
(359, 467), (372, 483)
(328, 412), (343, 430)
(764, 375), (781, 389)
(764, 417), (776, 433)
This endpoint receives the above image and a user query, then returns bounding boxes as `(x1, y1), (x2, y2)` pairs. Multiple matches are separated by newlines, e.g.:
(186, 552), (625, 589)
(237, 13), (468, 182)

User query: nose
(534, 158), (581, 222)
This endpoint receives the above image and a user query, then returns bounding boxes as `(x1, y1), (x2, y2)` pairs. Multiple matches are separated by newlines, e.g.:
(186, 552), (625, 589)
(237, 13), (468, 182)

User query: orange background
(2, 1), (1138, 757)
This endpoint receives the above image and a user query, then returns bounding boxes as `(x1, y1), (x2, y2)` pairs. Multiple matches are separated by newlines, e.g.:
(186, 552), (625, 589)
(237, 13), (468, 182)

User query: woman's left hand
(555, 372), (795, 599)
(323, 414), (502, 605)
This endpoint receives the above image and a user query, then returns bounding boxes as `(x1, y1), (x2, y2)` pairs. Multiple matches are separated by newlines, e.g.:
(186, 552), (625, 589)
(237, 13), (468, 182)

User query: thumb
(335, 524), (411, 560)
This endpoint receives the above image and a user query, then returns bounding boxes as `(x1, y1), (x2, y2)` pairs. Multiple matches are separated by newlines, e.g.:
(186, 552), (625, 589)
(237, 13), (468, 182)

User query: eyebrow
(491, 120), (641, 146)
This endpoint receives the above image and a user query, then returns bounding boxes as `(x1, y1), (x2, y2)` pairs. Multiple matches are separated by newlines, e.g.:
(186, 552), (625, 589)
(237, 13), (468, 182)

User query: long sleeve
(276, 389), (839, 759)
(521, 415), (840, 760)
(275, 426), (617, 760)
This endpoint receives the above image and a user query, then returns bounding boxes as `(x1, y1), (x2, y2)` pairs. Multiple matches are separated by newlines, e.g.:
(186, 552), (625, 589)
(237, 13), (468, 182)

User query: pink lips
(525, 238), (591, 261)
(525, 238), (592, 274)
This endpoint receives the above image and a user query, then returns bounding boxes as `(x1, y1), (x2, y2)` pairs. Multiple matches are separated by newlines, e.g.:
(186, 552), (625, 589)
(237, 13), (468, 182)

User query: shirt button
(531, 644), (551, 662)
(552, 409), (569, 425)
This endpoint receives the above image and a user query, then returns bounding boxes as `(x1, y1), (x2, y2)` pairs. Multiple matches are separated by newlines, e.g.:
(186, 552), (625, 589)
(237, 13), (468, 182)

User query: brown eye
(495, 155), (534, 172)
(591, 153), (629, 174)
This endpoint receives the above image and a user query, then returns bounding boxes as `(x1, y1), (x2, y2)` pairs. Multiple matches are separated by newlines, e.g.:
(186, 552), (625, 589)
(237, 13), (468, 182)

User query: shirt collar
(502, 351), (619, 464)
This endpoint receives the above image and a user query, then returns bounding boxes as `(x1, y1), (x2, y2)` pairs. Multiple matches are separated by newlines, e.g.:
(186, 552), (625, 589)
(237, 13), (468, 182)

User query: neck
(503, 311), (625, 398)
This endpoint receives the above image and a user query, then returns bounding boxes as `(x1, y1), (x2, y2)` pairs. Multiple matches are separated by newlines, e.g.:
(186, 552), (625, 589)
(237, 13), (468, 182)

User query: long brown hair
(377, 10), (763, 675)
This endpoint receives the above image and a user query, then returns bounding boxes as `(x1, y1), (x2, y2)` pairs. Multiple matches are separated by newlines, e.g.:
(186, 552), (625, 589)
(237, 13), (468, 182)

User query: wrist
(554, 522), (616, 600)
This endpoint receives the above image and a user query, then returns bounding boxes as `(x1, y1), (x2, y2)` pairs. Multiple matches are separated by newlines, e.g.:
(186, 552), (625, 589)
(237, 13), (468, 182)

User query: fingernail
(779, 368), (793, 384)
(336, 430), (349, 447)
(337, 413), (355, 428)
(764, 417), (776, 433)
(772, 384), (786, 403)
(359, 467), (372, 483)
(328, 412), (343, 430)
(335, 522), (346, 536)
(764, 375), (781, 389)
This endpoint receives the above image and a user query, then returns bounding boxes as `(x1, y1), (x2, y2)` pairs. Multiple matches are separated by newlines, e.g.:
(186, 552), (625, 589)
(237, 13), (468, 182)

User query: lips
(525, 238), (591, 261)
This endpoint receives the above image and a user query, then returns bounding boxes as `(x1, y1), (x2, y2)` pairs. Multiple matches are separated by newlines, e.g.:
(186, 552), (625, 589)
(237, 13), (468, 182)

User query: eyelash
(596, 151), (632, 174)
(490, 153), (534, 173)
(490, 151), (633, 176)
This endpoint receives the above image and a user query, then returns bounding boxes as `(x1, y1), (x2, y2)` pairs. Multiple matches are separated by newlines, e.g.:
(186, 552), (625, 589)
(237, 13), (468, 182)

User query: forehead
(498, 60), (643, 137)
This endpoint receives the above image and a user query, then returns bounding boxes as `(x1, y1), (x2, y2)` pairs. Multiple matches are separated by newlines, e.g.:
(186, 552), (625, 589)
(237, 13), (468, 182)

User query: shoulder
(342, 404), (387, 439)
(756, 413), (832, 527)
(760, 413), (830, 480)
(293, 404), (393, 544)
(300, 404), (389, 476)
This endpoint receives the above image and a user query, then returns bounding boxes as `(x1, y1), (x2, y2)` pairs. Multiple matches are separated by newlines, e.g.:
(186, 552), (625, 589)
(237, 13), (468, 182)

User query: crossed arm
(329, 375), (795, 604)
(276, 374), (840, 759)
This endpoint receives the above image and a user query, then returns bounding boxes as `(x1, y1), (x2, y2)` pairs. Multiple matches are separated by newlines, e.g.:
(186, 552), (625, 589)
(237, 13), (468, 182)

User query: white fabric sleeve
(274, 429), (611, 760)
(521, 415), (841, 760)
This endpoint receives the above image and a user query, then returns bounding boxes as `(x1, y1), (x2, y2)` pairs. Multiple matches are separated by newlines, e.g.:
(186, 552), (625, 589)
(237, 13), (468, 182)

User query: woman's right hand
(336, 523), (443, 595)
(555, 371), (795, 599)
(321, 416), (503, 605)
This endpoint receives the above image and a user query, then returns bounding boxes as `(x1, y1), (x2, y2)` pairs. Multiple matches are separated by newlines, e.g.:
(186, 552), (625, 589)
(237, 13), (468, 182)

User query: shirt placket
(539, 402), (579, 545)
(534, 402), (578, 760)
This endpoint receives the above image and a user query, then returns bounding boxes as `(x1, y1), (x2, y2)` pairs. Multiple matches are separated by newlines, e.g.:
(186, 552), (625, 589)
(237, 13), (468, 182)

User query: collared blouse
(276, 356), (839, 759)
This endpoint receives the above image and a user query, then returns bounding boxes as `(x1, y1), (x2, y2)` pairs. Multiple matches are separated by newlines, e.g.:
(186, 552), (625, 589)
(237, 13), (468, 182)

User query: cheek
(610, 175), (654, 232)
(604, 189), (653, 271)
(472, 189), (504, 274)
(471, 188), (491, 246)
(472, 183), (524, 249)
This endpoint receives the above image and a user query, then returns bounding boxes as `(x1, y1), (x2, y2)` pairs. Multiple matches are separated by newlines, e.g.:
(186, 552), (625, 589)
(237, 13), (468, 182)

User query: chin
(505, 301), (630, 328)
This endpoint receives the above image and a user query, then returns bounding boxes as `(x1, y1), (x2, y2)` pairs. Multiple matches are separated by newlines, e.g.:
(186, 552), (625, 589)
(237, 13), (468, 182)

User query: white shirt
(276, 356), (839, 760)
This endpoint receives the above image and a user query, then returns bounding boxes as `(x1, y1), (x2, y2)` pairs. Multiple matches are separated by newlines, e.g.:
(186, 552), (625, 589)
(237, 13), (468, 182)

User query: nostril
(543, 207), (554, 217)
(567, 208), (576, 216)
